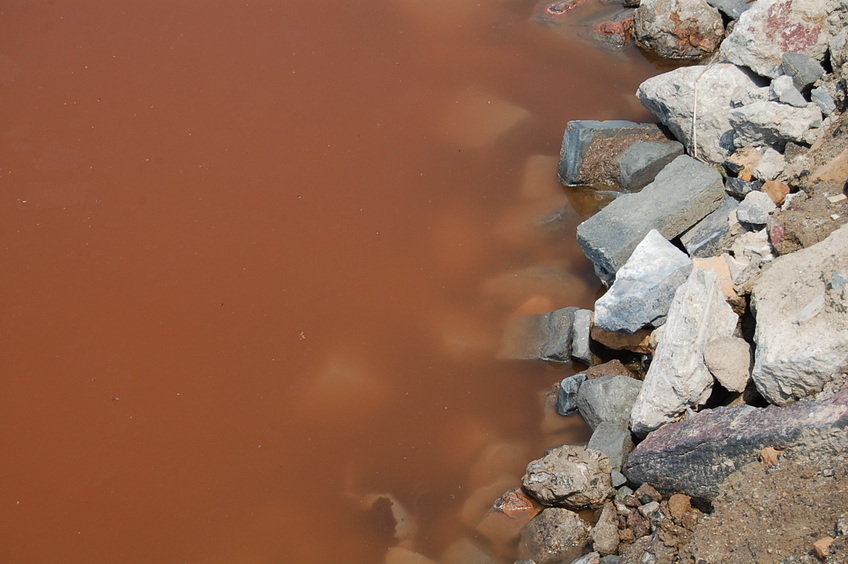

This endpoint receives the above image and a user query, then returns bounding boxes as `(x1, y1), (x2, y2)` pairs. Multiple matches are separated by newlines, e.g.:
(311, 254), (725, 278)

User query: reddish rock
(477, 488), (542, 547)
(761, 179), (790, 205)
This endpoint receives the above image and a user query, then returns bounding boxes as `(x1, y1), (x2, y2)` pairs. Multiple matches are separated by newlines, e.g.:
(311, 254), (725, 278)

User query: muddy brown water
(0, 1), (657, 562)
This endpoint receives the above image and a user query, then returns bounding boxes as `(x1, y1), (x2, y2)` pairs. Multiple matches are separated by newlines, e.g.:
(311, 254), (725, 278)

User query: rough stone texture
(519, 508), (590, 564)
(591, 502), (620, 556)
(498, 306), (578, 362)
(768, 191), (848, 255)
(630, 269), (738, 437)
(558, 120), (670, 187)
(573, 553), (602, 564)
(591, 325), (653, 354)
(522, 445), (614, 509)
(624, 390), (848, 500)
(750, 223), (848, 405)
(585, 359), (634, 380)
(760, 179), (789, 205)
(736, 190), (777, 225)
(633, 0), (724, 59)
(729, 100), (823, 149)
(680, 194), (739, 258)
(577, 375), (643, 430)
(637, 64), (762, 165)
(594, 230), (693, 333)
(811, 85), (837, 115)
(703, 335), (752, 392)
(576, 155), (724, 284)
(719, 0), (839, 79)
(769, 74), (807, 108)
(724, 176), (761, 199)
(781, 52), (825, 91)
(587, 421), (635, 471)
(572, 308), (593, 364)
(557, 372), (587, 416)
(617, 140), (684, 193)
(752, 147), (785, 181)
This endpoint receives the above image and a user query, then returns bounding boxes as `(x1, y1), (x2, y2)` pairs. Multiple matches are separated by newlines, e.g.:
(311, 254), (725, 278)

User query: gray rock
(618, 140), (684, 193)
(831, 28), (848, 70)
(725, 177), (762, 199)
(680, 195), (739, 258)
(624, 390), (848, 499)
(499, 306), (578, 362)
(577, 375), (643, 430)
(633, 0), (724, 59)
(588, 422), (635, 471)
(591, 502), (620, 556)
(637, 64), (762, 165)
(811, 86), (837, 115)
(750, 223), (848, 405)
(611, 470), (627, 487)
(705, 0), (754, 19)
(781, 52), (825, 91)
(594, 230), (693, 333)
(736, 190), (777, 225)
(630, 269), (739, 437)
(752, 147), (785, 181)
(720, 0), (837, 79)
(770, 75), (808, 108)
(558, 121), (669, 187)
(729, 100), (823, 149)
(557, 372), (587, 416)
(522, 445), (614, 509)
(601, 557), (622, 564)
(572, 308), (593, 364)
(519, 508), (590, 564)
(577, 155), (725, 284)
(703, 335), (752, 392)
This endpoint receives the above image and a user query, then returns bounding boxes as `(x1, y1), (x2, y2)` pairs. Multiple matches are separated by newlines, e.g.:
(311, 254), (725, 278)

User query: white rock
(729, 100), (823, 148)
(736, 191), (777, 225)
(630, 269), (738, 437)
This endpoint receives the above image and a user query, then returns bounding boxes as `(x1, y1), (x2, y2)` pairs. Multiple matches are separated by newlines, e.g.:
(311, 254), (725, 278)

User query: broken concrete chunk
(558, 120), (670, 187)
(680, 195), (740, 258)
(630, 268), (738, 437)
(737, 190), (777, 225)
(618, 140), (684, 193)
(577, 155), (724, 285)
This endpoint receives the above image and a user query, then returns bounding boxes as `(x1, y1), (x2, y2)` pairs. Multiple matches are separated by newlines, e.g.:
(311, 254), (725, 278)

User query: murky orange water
(0, 2), (655, 562)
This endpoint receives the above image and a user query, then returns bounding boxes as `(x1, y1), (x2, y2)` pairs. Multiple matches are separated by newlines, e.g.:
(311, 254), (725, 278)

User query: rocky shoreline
(487, 0), (848, 562)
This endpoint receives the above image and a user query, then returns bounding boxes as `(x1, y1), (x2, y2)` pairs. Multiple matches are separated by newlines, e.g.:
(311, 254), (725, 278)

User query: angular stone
(736, 190), (777, 225)
(572, 308), (593, 364)
(522, 445), (614, 509)
(729, 100), (823, 149)
(680, 195), (740, 258)
(637, 64), (762, 165)
(725, 176), (762, 199)
(584, 359), (634, 380)
(630, 269), (738, 437)
(573, 553), (602, 564)
(591, 325), (653, 354)
(591, 502), (620, 556)
(624, 390), (848, 499)
(633, 0), (724, 59)
(782, 52), (825, 91)
(752, 147), (785, 181)
(720, 0), (837, 79)
(770, 75), (808, 108)
(703, 335), (752, 392)
(498, 306), (578, 362)
(577, 155), (724, 284)
(587, 421), (635, 471)
(519, 507), (590, 564)
(761, 179), (789, 206)
(558, 120), (670, 187)
(750, 223), (848, 405)
(577, 375), (644, 430)
(617, 140), (684, 193)
(811, 86), (837, 116)
(724, 145), (763, 181)
(557, 372), (587, 416)
(594, 230), (693, 333)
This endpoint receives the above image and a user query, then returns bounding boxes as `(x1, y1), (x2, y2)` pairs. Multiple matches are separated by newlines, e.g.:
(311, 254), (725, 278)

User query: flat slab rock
(624, 389), (848, 500)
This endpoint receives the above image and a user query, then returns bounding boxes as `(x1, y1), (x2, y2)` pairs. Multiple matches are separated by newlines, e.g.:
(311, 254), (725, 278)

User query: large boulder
(750, 223), (848, 405)
(637, 63), (763, 165)
(719, 0), (843, 79)
(633, 0), (724, 59)
(624, 390), (848, 500)
(576, 155), (724, 285)
(728, 100), (823, 149)
(630, 268), (738, 437)
(594, 229), (693, 334)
